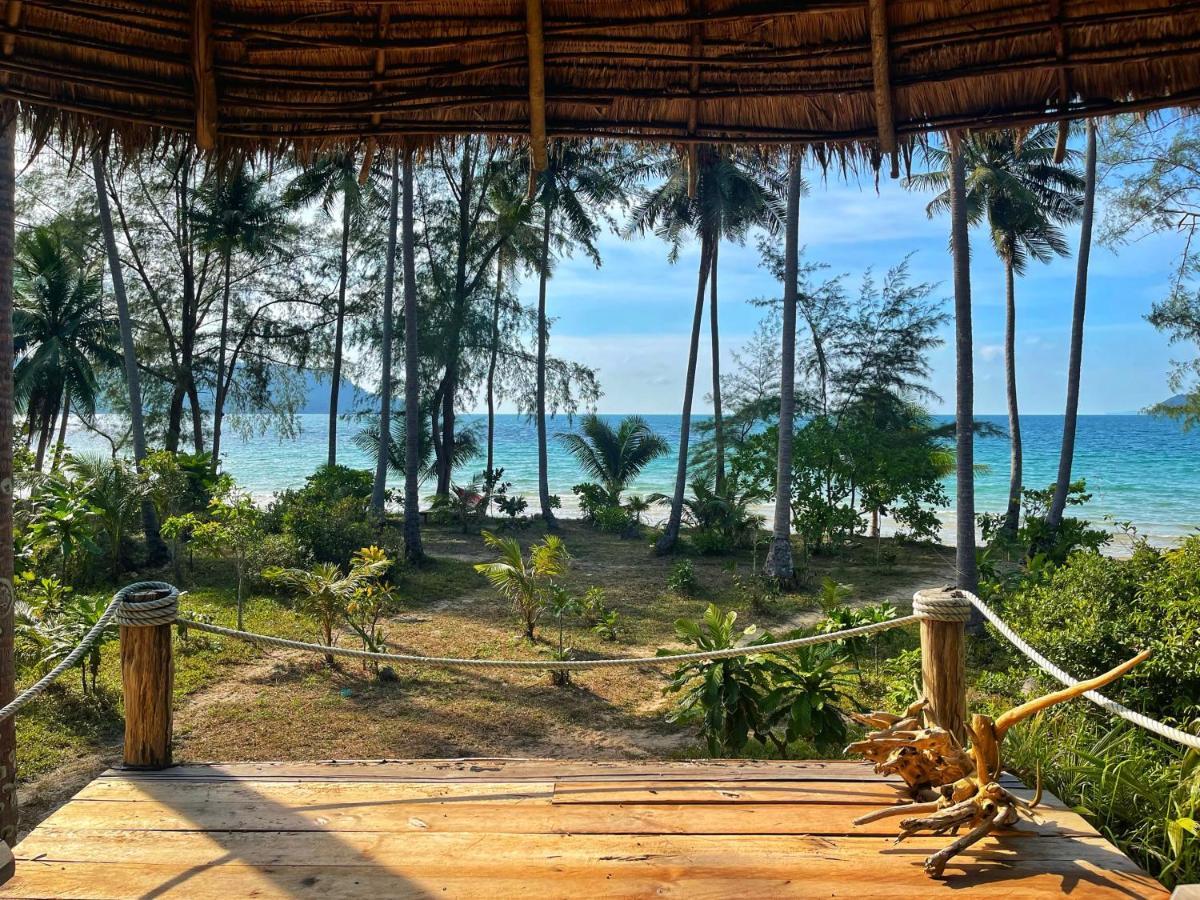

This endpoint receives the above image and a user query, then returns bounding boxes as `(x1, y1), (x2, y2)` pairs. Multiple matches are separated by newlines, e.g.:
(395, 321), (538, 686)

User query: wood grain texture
(119, 619), (172, 769)
(919, 590), (968, 742)
(0, 759), (1166, 899)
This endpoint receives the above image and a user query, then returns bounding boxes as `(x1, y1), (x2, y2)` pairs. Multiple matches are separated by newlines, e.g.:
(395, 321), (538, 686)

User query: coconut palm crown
(557, 414), (670, 504)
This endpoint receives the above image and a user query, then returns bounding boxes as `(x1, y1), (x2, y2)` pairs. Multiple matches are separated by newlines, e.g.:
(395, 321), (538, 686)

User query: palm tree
(192, 162), (291, 471)
(483, 159), (541, 477)
(1050, 120), (1098, 530)
(92, 149), (166, 561)
(911, 126), (1083, 535)
(474, 531), (569, 641)
(531, 141), (631, 528)
(353, 406), (480, 485)
(13, 226), (120, 470)
(284, 151), (372, 467)
(370, 150), (400, 516)
(764, 152), (804, 580)
(400, 147), (424, 563)
(627, 145), (783, 553)
(557, 415), (670, 504)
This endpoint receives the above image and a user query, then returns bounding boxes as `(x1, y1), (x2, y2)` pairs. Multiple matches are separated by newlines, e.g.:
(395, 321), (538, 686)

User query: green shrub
(661, 604), (853, 756)
(666, 558), (697, 595)
(1001, 537), (1200, 720)
(572, 482), (608, 522)
(267, 465), (374, 566)
(245, 533), (311, 591)
(689, 529), (732, 556)
(593, 504), (634, 535)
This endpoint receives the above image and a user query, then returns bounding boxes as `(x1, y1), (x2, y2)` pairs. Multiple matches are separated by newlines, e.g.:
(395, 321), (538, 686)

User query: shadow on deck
(0, 759), (1166, 898)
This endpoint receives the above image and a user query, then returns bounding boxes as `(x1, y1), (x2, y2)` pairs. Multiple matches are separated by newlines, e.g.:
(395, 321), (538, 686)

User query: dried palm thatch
(2, 0), (1199, 165)
(847, 650), (1151, 879)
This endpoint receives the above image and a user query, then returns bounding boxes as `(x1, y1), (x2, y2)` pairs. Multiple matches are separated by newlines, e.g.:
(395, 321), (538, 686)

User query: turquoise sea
(66, 413), (1200, 546)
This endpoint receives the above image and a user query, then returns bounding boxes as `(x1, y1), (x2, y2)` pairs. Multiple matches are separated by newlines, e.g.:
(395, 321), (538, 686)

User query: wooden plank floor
(0, 759), (1166, 899)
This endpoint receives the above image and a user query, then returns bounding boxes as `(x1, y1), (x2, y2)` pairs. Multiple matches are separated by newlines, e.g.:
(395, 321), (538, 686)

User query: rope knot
(913, 588), (972, 623)
(114, 582), (179, 627)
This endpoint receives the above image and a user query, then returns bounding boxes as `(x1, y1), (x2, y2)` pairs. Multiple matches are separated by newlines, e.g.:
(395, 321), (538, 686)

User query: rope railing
(0, 581), (178, 724)
(4, 580), (1197, 758)
(175, 613), (919, 670)
(954, 588), (1200, 752)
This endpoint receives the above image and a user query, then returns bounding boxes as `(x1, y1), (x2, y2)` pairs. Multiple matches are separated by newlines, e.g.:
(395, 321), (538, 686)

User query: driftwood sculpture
(847, 650), (1150, 878)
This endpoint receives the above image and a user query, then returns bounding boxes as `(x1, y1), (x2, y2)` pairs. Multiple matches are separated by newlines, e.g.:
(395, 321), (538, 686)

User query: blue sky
(508, 158), (1189, 417)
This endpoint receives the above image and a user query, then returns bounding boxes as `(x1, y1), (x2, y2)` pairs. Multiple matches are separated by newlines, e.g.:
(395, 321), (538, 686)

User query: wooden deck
(0, 759), (1166, 899)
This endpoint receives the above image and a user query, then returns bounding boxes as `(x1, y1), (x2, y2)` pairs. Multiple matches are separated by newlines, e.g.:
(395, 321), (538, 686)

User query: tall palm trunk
(0, 101), (19, 845)
(948, 135), (979, 596)
(328, 197), (351, 467)
(34, 396), (56, 471)
(211, 251), (232, 470)
(95, 151), (165, 559)
(486, 255), (502, 477)
(709, 238), (725, 492)
(372, 150), (400, 517)
(51, 391), (70, 470)
(764, 153), (802, 580)
(656, 235), (713, 555)
(1001, 257), (1022, 535)
(401, 148), (424, 563)
(1050, 120), (1097, 529)
(536, 200), (556, 528)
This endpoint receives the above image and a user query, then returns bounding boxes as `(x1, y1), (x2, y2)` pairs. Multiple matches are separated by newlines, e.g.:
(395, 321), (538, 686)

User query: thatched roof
(5, 0), (1200, 165)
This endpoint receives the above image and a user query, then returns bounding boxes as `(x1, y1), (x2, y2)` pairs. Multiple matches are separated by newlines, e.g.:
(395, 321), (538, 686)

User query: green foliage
(579, 586), (621, 641)
(572, 482), (609, 522)
(592, 504), (635, 535)
(816, 577), (854, 615)
(67, 454), (145, 578)
(265, 545), (393, 666)
(980, 480), (1109, 567)
(17, 585), (116, 695)
(817, 602), (898, 673)
(267, 464), (375, 566)
(660, 605), (853, 756)
(557, 415), (670, 504)
(474, 531), (570, 640)
(998, 536), (1200, 720)
(164, 485), (263, 629)
(496, 493), (528, 522)
(666, 558), (697, 595)
(1003, 713), (1200, 889)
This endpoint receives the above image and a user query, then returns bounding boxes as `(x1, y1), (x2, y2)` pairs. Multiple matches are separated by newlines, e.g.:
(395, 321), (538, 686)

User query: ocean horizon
(63, 412), (1200, 547)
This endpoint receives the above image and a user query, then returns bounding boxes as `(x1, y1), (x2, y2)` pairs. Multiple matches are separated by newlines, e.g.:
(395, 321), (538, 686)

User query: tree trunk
(486, 255), (502, 478)
(165, 381), (185, 452)
(1001, 257), (1022, 536)
(211, 251), (232, 472)
(401, 148), (424, 563)
(536, 200), (556, 528)
(710, 238), (725, 493)
(187, 377), (204, 454)
(1049, 120), (1096, 530)
(0, 101), (18, 846)
(51, 390), (70, 471)
(92, 151), (165, 560)
(656, 235), (713, 555)
(372, 150), (400, 517)
(948, 135), (979, 598)
(763, 153), (802, 581)
(34, 396), (55, 471)
(328, 195), (351, 467)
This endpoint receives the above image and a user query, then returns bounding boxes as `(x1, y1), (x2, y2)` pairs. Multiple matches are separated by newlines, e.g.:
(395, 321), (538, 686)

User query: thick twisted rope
(912, 589), (972, 623)
(176, 614), (919, 670)
(957, 588), (1200, 752)
(0, 583), (178, 724)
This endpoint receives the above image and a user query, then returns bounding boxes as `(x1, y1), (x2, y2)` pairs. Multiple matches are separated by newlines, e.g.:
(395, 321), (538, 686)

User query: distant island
(295, 370), (373, 415)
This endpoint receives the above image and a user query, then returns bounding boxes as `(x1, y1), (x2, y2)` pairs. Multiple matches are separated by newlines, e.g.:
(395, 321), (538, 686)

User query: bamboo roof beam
(1051, 0), (1071, 163)
(686, 0), (703, 198)
(359, 3), (389, 186)
(867, 0), (899, 178)
(525, 0), (547, 191)
(2, 1), (22, 57)
(191, 0), (217, 151)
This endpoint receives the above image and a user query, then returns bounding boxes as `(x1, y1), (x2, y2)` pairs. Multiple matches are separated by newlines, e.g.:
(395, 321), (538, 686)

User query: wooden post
(120, 588), (174, 768)
(915, 588), (968, 744)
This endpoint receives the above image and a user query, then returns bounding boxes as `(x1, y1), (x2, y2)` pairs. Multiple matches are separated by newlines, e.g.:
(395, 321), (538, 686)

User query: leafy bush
(244, 533), (311, 591)
(660, 605), (853, 756)
(999, 537), (1200, 719)
(579, 586), (620, 640)
(267, 465), (374, 566)
(265, 545), (393, 666)
(592, 504), (634, 535)
(572, 482), (609, 523)
(666, 558), (697, 595)
(496, 494), (528, 522)
(689, 529), (732, 556)
(474, 532), (570, 640)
